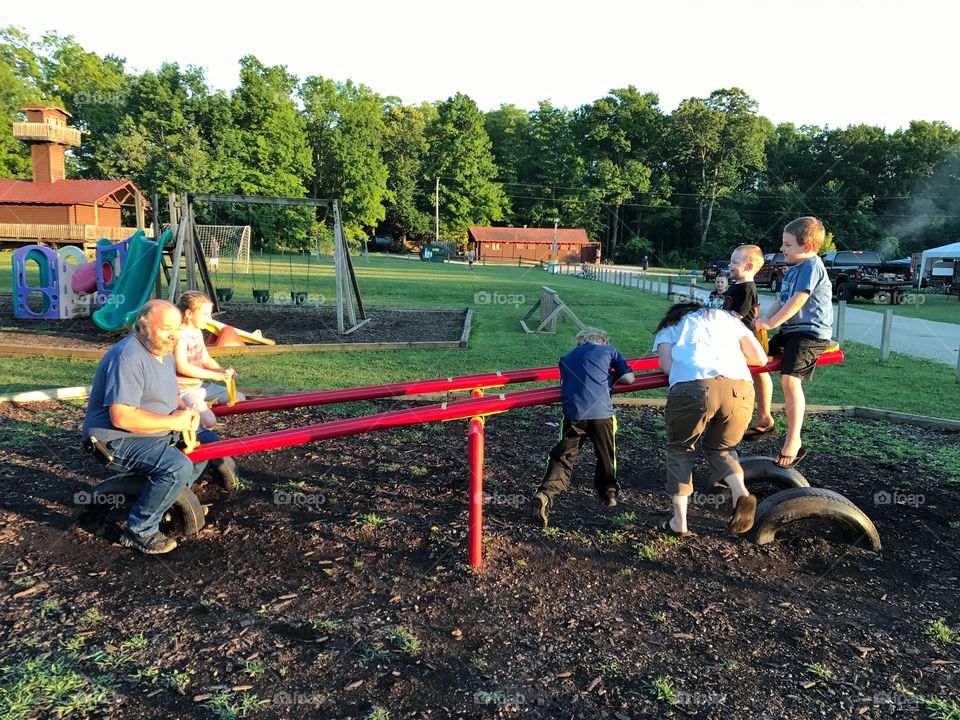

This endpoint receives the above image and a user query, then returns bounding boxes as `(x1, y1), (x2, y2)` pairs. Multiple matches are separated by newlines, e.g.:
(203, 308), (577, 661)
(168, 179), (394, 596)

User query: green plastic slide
(92, 229), (173, 332)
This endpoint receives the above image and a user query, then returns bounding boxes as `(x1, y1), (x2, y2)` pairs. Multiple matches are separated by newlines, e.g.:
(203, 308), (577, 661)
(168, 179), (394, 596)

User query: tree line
(3, 27), (959, 263)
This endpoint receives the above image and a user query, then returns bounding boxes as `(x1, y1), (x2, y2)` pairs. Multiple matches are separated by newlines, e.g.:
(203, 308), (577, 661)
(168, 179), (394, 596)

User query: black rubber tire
(770, 276), (781, 293)
(836, 282), (853, 302)
(739, 455), (811, 493)
(81, 475), (206, 536)
(207, 456), (238, 492)
(752, 487), (881, 551)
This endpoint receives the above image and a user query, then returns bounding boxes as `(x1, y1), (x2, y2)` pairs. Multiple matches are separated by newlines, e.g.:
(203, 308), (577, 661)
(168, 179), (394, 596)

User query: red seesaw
(190, 349), (844, 567)
(210, 356), (663, 417)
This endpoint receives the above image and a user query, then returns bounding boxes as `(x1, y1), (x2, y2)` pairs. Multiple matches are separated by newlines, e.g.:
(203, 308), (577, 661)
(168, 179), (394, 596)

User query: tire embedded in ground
(751, 487), (881, 551)
(713, 456), (810, 499)
(207, 456), (239, 491)
(78, 474), (206, 536)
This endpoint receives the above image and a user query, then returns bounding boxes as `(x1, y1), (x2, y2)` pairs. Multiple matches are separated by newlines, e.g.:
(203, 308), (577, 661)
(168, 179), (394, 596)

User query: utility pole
(435, 177), (440, 244)
(551, 217), (559, 256)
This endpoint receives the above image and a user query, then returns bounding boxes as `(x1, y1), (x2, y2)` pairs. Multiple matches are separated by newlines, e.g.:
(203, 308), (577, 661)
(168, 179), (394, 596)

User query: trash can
(421, 245), (447, 263)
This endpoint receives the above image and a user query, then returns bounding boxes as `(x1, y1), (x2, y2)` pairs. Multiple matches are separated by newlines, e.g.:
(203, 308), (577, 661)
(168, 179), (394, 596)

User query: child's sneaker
(603, 489), (618, 507)
(530, 492), (550, 528)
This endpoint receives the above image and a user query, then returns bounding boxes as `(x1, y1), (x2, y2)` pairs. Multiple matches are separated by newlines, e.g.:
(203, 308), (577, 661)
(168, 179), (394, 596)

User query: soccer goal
(165, 224), (251, 273)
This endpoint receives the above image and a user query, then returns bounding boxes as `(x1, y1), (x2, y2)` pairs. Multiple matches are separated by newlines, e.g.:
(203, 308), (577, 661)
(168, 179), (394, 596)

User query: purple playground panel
(12, 244), (60, 320)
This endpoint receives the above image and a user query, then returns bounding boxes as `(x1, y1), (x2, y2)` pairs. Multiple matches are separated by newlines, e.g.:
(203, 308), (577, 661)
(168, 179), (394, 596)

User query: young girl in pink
(175, 292), (244, 428)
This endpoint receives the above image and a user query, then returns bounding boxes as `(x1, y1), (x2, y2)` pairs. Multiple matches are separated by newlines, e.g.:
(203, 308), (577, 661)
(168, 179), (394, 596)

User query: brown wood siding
(477, 242), (587, 263)
(0, 205), (71, 224)
(30, 145), (65, 183)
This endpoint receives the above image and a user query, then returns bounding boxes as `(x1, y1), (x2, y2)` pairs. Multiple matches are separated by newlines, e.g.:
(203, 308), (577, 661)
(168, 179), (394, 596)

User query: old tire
(80, 475), (206, 536)
(836, 282), (854, 302)
(740, 456), (810, 493)
(207, 456), (238, 492)
(713, 456), (809, 499)
(752, 487), (881, 551)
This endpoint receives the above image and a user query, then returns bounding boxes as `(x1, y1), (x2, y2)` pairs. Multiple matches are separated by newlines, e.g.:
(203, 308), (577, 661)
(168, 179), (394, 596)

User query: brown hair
(735, 244), (764, 268)
(176, 291), (212, 316)
(784, 217), (825, 253)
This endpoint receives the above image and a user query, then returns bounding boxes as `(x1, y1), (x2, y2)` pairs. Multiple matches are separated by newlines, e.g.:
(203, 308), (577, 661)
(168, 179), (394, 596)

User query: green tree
(382, 102), (432, 240)
(225, 56), (313, 249)
(35, 31), (128, 175)
(300, 76), (389, 243)
(0, 27), (44, 178)
(424, 93), (507, 245)
(670, 88), (770, 247)
(95, 63), (216, 196)
(484, 103), (530, 219)
(576, 87), (664, 256)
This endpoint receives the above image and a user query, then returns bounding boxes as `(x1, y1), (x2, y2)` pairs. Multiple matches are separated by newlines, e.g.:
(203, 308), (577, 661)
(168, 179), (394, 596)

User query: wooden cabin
(0, 106), (148, 249)
(468, 226), (600, 264)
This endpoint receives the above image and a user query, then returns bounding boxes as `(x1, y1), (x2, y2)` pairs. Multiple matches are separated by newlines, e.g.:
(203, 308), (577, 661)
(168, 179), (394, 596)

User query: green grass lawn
(2, 254), (959, 419)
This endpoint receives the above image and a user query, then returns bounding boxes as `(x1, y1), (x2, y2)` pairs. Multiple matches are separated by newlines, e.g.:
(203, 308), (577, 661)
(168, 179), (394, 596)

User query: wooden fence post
(835, 301), (846, 343)
(880, 309), (893, 363)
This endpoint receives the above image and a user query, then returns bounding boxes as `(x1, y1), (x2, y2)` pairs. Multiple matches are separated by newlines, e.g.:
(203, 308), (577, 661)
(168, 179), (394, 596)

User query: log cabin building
(0, 106), (148, 249)
(468, 226), (600, 264)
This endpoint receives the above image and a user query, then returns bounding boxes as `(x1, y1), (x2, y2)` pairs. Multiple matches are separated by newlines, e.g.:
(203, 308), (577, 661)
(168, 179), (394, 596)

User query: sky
(6, 0), (957, 131)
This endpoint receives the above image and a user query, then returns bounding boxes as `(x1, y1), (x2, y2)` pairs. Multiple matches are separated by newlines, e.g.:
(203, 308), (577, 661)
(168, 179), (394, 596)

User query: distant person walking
(641, 255), (649, 276)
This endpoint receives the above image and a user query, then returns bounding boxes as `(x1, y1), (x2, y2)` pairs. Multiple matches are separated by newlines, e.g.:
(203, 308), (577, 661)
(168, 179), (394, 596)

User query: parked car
(754, 252), (790, 291)
(703, 261), (730, 282)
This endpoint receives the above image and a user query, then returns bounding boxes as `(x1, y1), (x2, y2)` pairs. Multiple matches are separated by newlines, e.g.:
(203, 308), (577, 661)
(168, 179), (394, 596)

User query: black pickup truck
(822, 250), (914, 304)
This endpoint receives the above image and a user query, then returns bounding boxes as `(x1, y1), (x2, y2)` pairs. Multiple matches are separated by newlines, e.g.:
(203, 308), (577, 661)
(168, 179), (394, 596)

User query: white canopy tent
(919, 241), (960, 282)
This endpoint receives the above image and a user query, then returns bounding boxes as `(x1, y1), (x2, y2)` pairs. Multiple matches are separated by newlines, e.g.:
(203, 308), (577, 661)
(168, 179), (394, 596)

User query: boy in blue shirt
(530, 328), (635, 527)
(753, 217), (834, 468)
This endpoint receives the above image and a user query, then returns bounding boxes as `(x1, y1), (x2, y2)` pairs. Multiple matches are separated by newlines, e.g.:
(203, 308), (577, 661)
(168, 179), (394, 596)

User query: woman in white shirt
(653, 302), (768, 537)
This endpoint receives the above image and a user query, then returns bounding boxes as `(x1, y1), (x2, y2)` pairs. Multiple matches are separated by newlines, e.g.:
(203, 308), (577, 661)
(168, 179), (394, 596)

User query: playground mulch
(0, 400), (958, 719)
(0, 295), (466, 351)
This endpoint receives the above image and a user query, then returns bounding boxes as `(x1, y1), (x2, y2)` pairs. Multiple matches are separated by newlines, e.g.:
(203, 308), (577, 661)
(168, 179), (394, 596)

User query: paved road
(582, 266), (960, 367)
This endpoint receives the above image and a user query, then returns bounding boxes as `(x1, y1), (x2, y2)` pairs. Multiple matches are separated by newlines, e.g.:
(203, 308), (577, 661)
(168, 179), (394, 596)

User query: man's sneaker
(603, 489), (618, 508)
(530, 492), (550, 528)
(119, 530), (177, 555)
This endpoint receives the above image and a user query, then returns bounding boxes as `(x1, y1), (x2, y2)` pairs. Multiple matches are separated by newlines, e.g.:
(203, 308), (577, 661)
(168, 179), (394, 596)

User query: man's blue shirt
(82, 335), (179, 443)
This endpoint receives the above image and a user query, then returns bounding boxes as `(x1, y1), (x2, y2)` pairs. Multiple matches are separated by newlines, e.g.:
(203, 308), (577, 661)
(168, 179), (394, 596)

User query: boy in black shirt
(724, 244), (761, 326)
(726, 244), (774, 441)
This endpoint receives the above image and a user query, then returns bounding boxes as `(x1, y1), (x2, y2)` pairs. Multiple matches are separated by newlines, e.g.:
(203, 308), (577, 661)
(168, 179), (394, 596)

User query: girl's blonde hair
(176, 291), (212, 316)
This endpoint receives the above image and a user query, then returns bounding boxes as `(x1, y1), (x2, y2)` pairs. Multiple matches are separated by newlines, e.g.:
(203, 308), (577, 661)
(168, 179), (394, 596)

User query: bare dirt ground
(0, 296), (466, 350)
(0, 400), (958, 719)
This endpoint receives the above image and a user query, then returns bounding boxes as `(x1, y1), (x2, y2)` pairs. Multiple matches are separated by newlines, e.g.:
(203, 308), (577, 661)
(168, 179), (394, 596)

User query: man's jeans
(106, 430), (215, 538)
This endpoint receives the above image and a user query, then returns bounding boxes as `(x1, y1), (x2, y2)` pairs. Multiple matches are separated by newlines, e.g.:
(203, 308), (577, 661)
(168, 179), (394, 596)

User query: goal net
(165, 224), (251, 273)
